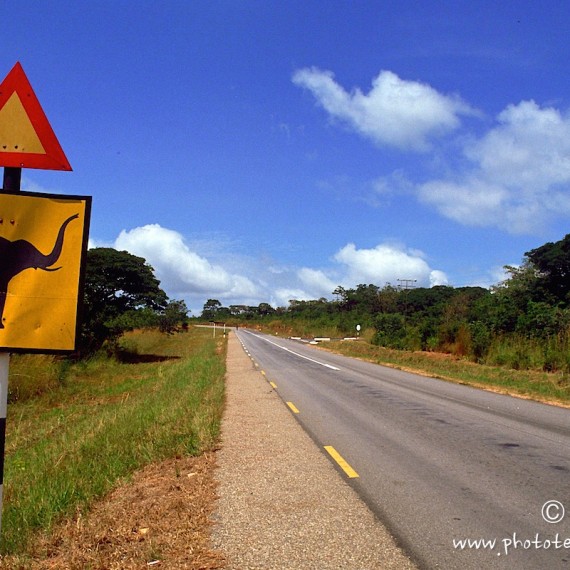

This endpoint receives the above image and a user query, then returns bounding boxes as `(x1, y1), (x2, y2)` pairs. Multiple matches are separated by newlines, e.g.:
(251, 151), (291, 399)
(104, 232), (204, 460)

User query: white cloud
(466, 101), (570, 188)
(93, 224), (450, 313)
(292, 67), (475, 151)
(294, 66), (570, 234)
(429, 270), (449, 287)
(114, 224), (259, 301)
(272, 287), (314, 307)
(419, 100), (570, 233)
(418, 178), (509, 228)
(265, 243), (448, 305)
(333, 242), (447, 288)
(297, 267), (337, 297)
(87, 237), (113, 249)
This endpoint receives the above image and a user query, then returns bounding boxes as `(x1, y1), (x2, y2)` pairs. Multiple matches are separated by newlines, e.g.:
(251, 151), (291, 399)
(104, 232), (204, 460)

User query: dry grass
(0, 452), (225, 569)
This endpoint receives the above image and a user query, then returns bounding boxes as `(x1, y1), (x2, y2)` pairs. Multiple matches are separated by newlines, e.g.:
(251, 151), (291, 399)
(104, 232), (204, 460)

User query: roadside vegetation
(320, 340), (570, 406)
(2, 327), (226, 556)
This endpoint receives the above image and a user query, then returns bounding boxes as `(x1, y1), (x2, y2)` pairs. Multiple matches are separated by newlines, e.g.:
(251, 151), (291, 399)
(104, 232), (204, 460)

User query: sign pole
(0, 352), (7, 533)
(2, 168), (21, 192)
(0, 166), (20, 535)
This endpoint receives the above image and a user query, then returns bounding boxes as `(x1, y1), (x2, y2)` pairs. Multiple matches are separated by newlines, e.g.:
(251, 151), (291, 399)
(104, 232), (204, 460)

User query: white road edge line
(243, 331), (340, 371)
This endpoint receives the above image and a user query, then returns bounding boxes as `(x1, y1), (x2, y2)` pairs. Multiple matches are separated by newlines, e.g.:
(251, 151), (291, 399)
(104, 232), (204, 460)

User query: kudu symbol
(0, 213), (79, 329)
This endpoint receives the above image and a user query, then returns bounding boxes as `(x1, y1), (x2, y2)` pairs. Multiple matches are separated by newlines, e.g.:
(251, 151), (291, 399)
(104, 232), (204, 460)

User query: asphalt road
(235, 329), (570, 570)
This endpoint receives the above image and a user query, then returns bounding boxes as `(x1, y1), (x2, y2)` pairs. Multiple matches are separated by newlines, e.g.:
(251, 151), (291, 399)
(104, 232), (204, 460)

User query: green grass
(2, 327), (226, 555)
(323, 340), (570, 405)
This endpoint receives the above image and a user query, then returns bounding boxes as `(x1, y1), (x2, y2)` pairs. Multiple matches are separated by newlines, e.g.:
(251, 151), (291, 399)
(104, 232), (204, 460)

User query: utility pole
(397, 278), (417, 291)
(397, 279), (417, 320)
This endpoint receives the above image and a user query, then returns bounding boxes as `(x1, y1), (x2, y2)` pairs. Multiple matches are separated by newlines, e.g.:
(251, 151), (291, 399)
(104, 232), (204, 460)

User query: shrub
(373, 313), (407, 348)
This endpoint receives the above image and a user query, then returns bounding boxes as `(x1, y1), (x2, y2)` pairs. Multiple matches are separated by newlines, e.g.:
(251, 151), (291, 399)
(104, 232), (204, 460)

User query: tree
(482, 264), (542, 333)
(201, 299), (223, 320)
(81, 248), (168, 353)
(526, 234), (570, 304)
(337, 284), (381, 314)
(257, 302), (275, 317)
(373, 313), (407, 348)
(159, 299), (189, 333)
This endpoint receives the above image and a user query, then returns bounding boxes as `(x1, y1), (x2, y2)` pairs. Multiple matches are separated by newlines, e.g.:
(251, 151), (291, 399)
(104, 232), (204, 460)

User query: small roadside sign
(0, 62), (71, 171)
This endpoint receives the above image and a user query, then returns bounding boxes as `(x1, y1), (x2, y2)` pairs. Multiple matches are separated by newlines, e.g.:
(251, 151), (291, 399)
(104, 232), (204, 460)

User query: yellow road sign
(0, 191), (91, 352)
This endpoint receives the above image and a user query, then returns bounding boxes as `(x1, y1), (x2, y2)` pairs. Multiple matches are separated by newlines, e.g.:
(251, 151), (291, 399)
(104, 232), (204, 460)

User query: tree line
(200, 234), (570, 372)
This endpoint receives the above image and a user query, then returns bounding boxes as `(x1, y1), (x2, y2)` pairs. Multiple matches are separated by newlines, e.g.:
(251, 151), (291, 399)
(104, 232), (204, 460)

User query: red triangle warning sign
(0, 62), (71, 171)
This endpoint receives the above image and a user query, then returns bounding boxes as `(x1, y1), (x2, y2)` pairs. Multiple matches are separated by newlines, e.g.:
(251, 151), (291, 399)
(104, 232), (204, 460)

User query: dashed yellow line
(324, 445), (359, 478)
(286, 401), (300, 414)
(269, 381), (277, 389)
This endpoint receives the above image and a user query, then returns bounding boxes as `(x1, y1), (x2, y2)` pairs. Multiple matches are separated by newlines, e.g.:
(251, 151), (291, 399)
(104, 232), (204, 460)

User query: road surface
(235, 329), (570, 569)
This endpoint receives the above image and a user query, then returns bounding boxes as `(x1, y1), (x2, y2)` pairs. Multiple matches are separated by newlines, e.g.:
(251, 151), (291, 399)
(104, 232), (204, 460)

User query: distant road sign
(0, 191), (90, 352)
(0, 62), (71, 171)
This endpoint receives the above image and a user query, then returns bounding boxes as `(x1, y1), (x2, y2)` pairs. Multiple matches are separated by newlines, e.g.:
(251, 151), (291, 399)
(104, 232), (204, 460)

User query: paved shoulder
(212, 332), (416, 569)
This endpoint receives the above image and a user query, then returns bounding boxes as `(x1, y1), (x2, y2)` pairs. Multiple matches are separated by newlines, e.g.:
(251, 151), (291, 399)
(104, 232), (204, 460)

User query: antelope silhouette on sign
(0, 213), (78, 329)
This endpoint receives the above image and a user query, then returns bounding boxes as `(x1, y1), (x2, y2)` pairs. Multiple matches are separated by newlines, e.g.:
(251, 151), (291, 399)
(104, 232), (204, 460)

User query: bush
(469, 321), (491, 361)
(373, 313), (407, 348)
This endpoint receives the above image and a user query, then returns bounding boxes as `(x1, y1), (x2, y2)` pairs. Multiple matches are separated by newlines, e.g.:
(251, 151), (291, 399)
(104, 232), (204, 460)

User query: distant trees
(201, 300), (276, 321)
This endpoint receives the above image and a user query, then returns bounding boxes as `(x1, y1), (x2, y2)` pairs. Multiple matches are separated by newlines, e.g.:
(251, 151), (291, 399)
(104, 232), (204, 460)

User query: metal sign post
(0, 165), (21, 533)
(0, 352), (8, 532)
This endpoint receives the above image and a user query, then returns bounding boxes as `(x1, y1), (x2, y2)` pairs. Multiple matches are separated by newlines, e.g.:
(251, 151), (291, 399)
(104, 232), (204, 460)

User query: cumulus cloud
(271, 242), (448, 304)
(272, 287), (314, 307)
(93, 223), (450, 313)
(333, 242), (448, 287)
(114, 224), (259, 300)
(292, 67), (475, 151)
(429, 270), (449, 287)
(297, 267), (337, 297)
(269, 243), (449, 304)
(419, 100), (570, 233)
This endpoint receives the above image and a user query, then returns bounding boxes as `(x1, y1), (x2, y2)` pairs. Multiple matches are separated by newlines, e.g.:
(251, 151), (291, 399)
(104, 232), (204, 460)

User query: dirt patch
(0, 452), (226, 569)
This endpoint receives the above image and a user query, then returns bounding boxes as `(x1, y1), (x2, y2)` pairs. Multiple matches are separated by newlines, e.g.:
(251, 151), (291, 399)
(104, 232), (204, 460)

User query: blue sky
(4, 1), (570, 313)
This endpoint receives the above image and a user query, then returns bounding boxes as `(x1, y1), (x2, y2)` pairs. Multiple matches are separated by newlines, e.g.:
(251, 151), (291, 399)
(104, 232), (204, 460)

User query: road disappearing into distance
(235, 329), (570, 570)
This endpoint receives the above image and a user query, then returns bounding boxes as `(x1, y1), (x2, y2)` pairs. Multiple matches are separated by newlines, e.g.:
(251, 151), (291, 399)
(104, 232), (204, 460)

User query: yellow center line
(286, 401), (300, 414)
(324, 445), (359, 478)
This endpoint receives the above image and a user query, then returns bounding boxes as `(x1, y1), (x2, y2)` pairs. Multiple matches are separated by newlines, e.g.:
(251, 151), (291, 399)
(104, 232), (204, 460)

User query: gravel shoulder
(212, 331), (416, 569)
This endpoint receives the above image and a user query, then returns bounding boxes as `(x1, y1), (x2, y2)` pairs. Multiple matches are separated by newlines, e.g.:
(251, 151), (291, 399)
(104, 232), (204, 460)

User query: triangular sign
(0, 62), (71, 171)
